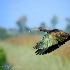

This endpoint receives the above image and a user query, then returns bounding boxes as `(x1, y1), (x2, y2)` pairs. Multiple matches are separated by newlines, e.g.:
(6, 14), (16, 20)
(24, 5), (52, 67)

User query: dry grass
(0, 41), (70, 70)
(5, 34), (70, 59)
(53, 40), (70, 59)
(0, 34), (70, 70)
(5, 35), (42, 47)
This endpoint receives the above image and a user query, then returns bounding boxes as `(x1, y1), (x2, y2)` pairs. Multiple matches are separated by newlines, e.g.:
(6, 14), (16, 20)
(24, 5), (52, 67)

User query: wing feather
(33, 30), (70, 55)
(35, 35), (70, 55)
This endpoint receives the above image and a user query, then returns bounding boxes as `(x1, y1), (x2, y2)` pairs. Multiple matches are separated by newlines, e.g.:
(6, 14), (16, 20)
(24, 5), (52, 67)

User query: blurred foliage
(0, 48), (6, 70)
(65, 18), (70, 34)
(1, 15), (70, 40)
(17, 16), (27, 33)
(51, 16), (58, 29)
(40, 22), (46, 28)
(0, 27), (11, 40)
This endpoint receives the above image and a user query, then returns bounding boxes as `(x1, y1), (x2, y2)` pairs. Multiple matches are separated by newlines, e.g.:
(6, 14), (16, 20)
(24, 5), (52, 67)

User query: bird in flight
(33, 27), (70, 55)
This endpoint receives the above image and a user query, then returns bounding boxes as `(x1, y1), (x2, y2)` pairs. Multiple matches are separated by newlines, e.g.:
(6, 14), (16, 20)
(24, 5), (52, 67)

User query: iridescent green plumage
(34, 34), (58, 49)
(33, 27), (70, 55)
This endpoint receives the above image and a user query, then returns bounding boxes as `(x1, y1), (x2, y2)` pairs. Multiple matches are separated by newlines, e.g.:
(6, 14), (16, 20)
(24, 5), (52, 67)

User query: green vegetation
(65, 18), (70, 34)
(0, 40), (70, 70)
(51, 15), (58, 29)
(0, 27), (11, 40)
(0, 48), (6, 70)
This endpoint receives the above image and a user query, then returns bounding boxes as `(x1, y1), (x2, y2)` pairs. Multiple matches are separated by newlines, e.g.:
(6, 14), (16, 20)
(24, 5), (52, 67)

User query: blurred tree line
(0, 27), (11, 40)
(65, 18), (70, 34)
(0, 15), (70, 40)
(16, 15), (70, 34)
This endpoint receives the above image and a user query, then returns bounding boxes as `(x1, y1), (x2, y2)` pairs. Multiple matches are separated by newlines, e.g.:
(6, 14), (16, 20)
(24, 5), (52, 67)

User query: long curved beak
(38, 27), (51, 33)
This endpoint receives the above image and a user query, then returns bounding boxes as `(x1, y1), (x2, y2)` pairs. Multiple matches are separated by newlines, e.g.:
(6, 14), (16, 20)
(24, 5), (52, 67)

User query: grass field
(0, 35), (70, 70)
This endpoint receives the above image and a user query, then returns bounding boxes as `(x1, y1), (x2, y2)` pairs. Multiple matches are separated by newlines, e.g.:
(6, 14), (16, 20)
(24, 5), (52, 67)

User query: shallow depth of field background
(0, 0), (70, 70)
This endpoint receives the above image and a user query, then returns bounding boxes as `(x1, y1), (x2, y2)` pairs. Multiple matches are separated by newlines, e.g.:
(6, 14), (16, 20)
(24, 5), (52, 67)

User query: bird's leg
(38, 27), (51, 33)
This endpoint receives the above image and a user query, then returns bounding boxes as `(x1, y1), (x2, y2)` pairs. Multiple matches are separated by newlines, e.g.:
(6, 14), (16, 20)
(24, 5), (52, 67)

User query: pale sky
(0, 0), (70, 30)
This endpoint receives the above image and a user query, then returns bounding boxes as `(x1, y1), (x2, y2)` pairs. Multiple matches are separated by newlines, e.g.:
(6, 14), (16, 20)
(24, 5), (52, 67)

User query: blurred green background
(0, 0), (70, 70)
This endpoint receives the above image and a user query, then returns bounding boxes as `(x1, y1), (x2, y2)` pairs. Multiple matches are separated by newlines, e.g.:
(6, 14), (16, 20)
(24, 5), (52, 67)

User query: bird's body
(33, 27), (70, 55)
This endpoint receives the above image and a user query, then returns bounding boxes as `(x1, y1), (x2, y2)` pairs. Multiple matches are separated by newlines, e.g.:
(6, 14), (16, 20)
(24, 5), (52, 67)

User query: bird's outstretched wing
(33, 32), (70, 55)
(33, 34), (58, 55)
